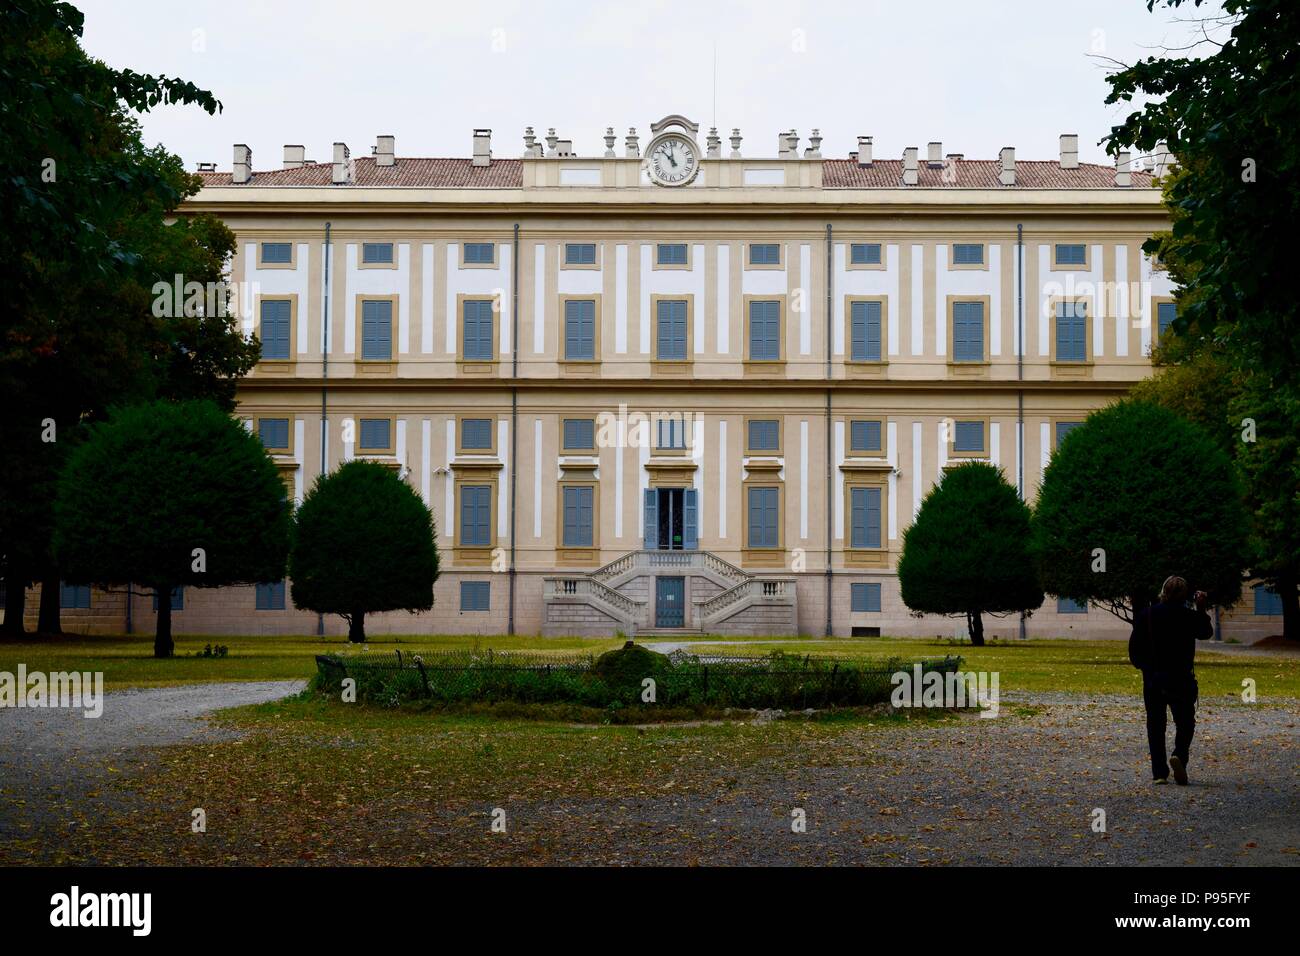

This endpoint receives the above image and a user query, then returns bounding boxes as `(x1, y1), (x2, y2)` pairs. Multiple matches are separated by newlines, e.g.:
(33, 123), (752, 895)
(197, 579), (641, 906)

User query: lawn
(0, 632), (1294, 698)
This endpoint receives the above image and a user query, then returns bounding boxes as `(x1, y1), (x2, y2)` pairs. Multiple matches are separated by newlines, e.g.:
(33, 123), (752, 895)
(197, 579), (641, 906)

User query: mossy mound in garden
(589, 641), (671, 688)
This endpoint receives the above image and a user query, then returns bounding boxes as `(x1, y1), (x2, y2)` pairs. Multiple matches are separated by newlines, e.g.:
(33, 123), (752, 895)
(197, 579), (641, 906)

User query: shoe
(1169, 755), (1189, 786)
(1153, 777), (1169, 785)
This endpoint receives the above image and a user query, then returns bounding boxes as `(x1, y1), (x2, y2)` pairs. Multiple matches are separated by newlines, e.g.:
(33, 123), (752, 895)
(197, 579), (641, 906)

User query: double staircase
(541, 550), (798, 637)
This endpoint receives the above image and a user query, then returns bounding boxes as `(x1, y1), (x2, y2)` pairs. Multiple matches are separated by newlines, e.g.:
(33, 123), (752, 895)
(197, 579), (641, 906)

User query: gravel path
(0, 681), (305, 846)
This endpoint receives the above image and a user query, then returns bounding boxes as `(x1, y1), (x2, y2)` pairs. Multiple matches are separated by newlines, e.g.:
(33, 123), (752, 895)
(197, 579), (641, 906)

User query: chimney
(706, 127), (721, 159)
(1153, 140), (1173, 178)
(472, 129), (491, 167)
(375, 135), (395, 167)
(232, 144), (252, 184)
(332, 142), (351, 185)
(604, 127), (617, 158)
(1059, 133), (1079, 170)
(626, 128), (640, 158)
(927, 141), (942, 167)
(902, 147), (918, 186)
(999, 146), (1016, 186)
(779, 130), (798, 158)
(729, 129), (742, 158)
(546, 129), (558, 154)
(523, 127), (543, 158)
(857, 136), (872, 167)
(197, 161), (216, 173)
(283, 145), (306, 170)
(804, 129), (822, 159)
(1114, 149), (1131, 187)
(555, 138), (573, 158)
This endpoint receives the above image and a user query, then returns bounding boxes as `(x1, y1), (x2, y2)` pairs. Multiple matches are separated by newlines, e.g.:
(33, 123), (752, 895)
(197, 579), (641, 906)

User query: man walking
(1130, 576), (1213, 785)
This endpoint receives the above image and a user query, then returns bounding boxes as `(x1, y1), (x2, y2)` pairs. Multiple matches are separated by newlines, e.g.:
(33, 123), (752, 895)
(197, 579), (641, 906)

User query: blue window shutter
(954, 421), (983, 453)
(851, 420), (881, 452)
(566, 243), (596, 265)
(260, 299), (290, 360)
(259, 418), (290, 450)
(362, 300), (392, 360)
(359, 418), (390, 450)
(851, 243), (882, 265)
(563, 486), (594, 547)
(750, 244), (779, 265)
(1055, 244), (1086, 266)
(748, 487), (777, 548)
(462, 418), (491, 450)
(851, 301), (882, 361)
(1055, 421), (1082, 447)
(563, 419), (594, 449)
(464, 243), (494, 264)
(460, 581), (490, 611)
(850, 488), (881, 549)
(658, 243), (686, 265)
(749, 420), (778, 451)
(750, 300), (780, 360)
(952, 301), (984, 362)
(953, 243), (983, 265)
(464, 300), (494, 360)
(1058, 596), (1087, 614)
(643, 489), (658, 549)
(658, 300), (687, 360)
(461, 486), (490, 546)
(1254, 585), (1283, 616)
(1157, 301), (1177, 338)
(683, 488), (698, 550)
(261, 242), (292, 264)
(362, 242), (393, 264)
(851, 582), (882, 612)
(565, 300), (596, 360)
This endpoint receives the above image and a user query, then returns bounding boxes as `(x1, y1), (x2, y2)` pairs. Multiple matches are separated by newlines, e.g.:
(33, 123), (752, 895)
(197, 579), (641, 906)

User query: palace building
(30, 116), (1286, 639)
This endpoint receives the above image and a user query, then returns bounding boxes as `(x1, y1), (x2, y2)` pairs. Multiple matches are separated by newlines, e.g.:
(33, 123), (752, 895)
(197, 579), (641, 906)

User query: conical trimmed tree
(289, 459), (438, 642)
(898, 461), (1042, 645)
(1033, 399), (1247, 621)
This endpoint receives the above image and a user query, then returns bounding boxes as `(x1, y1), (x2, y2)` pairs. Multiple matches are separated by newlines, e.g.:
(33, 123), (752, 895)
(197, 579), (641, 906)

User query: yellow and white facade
(31, 119), (1284, 639)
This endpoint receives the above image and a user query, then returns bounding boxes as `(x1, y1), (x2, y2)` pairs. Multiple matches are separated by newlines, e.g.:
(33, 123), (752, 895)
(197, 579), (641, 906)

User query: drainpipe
(1017, 222), (1026, 642)
(318, 221), (332, 638)
(824, 224), (834, 638)
(508, 223), (519, 635)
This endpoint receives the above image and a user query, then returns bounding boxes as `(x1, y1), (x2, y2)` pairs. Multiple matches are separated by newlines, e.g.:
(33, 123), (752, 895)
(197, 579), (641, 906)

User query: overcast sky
(77, 0), (1225, 171)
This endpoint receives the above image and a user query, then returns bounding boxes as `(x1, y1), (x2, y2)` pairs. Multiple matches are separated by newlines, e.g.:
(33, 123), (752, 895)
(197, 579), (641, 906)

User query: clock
(646, 132), (700, 187)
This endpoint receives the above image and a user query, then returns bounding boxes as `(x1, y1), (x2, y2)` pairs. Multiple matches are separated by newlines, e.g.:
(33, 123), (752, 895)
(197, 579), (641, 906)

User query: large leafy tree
(1033, 400), (1248, 621)
(290, 461), (439, 643)
(0, 1), (256, 635)
(54, 401), (290, 658)
(1106, 0), (1300, 635)
(898, 461), (1043, 646)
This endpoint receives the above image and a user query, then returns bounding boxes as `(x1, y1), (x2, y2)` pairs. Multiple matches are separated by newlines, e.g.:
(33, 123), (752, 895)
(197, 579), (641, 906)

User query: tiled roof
(198, 156), (524, 188)
(822, 159), (1155, 189)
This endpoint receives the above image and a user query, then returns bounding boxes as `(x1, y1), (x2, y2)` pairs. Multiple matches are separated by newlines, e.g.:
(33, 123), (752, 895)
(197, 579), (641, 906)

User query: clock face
(647, 134), (700, 187)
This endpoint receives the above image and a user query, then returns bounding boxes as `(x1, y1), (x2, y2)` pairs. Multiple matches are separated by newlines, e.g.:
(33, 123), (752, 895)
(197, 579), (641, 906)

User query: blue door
(655, 577), (685, 628)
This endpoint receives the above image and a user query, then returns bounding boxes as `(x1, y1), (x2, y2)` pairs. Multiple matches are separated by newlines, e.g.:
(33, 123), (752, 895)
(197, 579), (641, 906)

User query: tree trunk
(968, 611), (985, 647)
(1, 568), (27, 637)
(154, 586), (174, 659)
(348, 610), (366, 643)
(1278, 570), (1299, 642)
(36, 569), (62, 636)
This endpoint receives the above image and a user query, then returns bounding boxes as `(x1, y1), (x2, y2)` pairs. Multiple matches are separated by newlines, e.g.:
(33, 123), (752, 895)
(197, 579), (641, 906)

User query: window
(748, 300), (781, 361)
(564, 299), (596, 360)
(562, 485), (595, 548)
(259, 299), (291, 360)
(952, 243), (984, 266)
(951, 300), (985, 362)
(463, 242), (494, 265)
(358, 418), (392, 453)
(747, 419), (780, 453)
(362, 242), (394, 265)
(656, 417), (687, 450)
(849, 487), (882, 550)
(460, 581), (490, 612)
(1054, 301), (1088, 362)
(1055, 243), (1087, 267)
(850, 300), (883, 362)
(60, 582), (91, 609)
(850, 243), (882, 266)
(563, 418), (595, 451)
(656, 299), (688, 361)
(1156, 301), (1177, 340)
(461, 418), (493, 451)
(256, 581), (286, 611)
(565, 243), (597, 265)
(258, 418), (290, 453)
(152, 586), (184, 611)
(462, 300), (495, 361)
(657, 243), (688, 266)
(749, 243), (780, 266)
(746, 487), (780, 549)
(953, 420), (985, 454)
(1254, 585), (1284, 616)
(360, 299), (393, 361)
(260, 242), (292, 265)
(850, 420), (883, 454)
(1058, 596), (1088, 614)
(851, 582), (882, 613)
(459, 485), (492, 547)
(1055, 421), (1083, 448)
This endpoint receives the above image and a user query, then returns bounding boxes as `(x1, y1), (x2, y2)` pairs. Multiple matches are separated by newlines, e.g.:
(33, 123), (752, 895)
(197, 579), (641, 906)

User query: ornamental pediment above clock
(645, 115), (702, 187)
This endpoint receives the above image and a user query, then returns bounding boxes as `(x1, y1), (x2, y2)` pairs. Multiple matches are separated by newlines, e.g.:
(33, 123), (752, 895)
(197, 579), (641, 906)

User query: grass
(0, 631), (1295, 698)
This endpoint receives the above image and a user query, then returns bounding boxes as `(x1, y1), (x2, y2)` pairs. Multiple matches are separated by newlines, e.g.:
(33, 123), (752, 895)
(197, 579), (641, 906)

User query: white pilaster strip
(296, 243), (310, 353)
(444, 420), (455, 540)
(614, 416), (623, 539)
(799, 419), (809, 540)
(615, 244), (628, 354)
(989, 244), (1002, 357)
(910, 245), (923, 356)
(1037, 244), (1051, 356)
(799, 243), (812, 355)
(911, 421), (923, 518)
(534, 418), (542, 538)
(1040, 421), (1051, 473)
(421, 418), (431, 504)
(497, 419), (509, 537)
(716, 245), (730, 354)
(990, 421), (1001, 467)
(637, 440), (650, 540)
(293, 418), (305, 504)
(639, 244), (651, 353)
(692, 415), (704, 529)
(398, 245), (411, 354)
(396, 419), (408, 474)
(1114, 244), (1129, 358)
(887, 244), (901, 356)
(421, 244), (434, 354)
(445, 245), (457, 354)
(887, 420), (898, 540)
(833, 420), (845, 540)
(718, 420), (727, 538)
(533, 244), (546, 354)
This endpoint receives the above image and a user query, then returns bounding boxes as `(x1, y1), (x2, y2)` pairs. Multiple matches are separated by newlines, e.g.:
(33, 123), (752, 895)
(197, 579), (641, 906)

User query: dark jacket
(1130, 601), (1213, 676)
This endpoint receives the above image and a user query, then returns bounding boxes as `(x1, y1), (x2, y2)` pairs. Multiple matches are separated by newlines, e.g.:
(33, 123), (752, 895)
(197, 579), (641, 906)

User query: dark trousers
(1142, 671), (1197, 779)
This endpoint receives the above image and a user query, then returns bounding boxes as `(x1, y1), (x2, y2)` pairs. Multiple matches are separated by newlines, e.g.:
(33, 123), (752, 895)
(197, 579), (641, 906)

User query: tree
(289, 460), (439, 643)
(1105, 0), (1300, 635)
(1033, 400), (1248, 622)
(897, 461), (1043, 646)
(53, 401), (290, 657)
(1, 2), (251, 637)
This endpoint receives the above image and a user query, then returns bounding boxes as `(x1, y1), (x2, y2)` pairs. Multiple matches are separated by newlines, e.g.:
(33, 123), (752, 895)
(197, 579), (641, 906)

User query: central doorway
(655, 576), (686, 628)
(643, 487), (698, 551)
